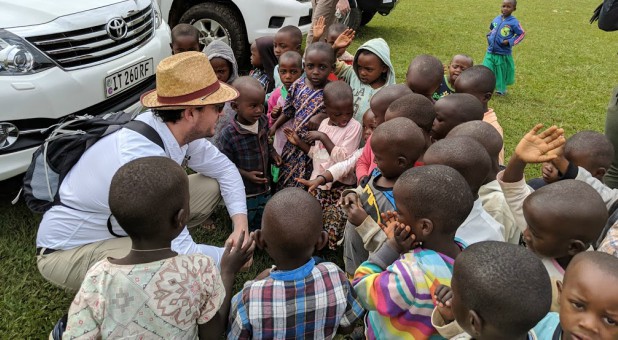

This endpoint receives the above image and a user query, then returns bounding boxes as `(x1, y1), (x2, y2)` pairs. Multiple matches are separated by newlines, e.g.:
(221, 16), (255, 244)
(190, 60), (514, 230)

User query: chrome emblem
(106, 18), (128, 41)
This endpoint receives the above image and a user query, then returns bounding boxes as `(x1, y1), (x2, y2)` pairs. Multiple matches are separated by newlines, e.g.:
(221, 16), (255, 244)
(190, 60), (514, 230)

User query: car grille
(26, 5), (154, 70)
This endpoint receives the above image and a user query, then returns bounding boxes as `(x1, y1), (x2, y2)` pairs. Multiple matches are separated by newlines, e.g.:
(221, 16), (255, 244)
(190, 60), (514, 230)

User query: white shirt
(455, 198), (506, 245)
(36, 111), (247, 265)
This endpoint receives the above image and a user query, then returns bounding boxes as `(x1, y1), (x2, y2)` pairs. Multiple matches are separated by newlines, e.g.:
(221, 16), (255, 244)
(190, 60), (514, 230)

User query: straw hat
(141, 51), (239, 109)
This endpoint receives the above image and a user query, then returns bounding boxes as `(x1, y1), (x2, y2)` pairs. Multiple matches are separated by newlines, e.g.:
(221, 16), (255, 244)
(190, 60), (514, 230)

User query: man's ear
(469, 310), (483, 337)
(174, 208), (187, 229)
(568, 240), (588, 255)
(315, 230), (328, 251)
(483, 91), (493, 103)
(254, 230), (267, 250)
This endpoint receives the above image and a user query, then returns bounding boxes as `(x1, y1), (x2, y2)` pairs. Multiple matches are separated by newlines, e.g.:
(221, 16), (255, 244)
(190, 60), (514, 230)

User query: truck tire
(179, 3), (249, 67)
(360, 10), (376, 26)
(337, 7), (362, 31)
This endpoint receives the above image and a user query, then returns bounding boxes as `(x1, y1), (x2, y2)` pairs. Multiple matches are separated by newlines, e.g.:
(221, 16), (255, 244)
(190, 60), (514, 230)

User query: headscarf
(255, 36), (278, 93)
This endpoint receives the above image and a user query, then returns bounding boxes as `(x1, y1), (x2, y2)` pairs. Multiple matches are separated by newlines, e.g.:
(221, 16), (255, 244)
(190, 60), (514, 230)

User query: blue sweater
(486, 15), (525, 55)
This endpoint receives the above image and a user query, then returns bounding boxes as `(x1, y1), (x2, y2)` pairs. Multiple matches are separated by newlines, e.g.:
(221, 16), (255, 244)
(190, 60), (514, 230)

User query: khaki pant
(306, 0), (339, 44)
(37, 174), (222, 291)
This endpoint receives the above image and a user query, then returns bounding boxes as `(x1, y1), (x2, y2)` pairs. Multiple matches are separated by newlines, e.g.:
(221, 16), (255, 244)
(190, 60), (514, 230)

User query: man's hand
(434, 284), (455, 323)
(271, 150), (283, 166)
(270, 105), (282, 120)
(333, 29), (356, 51)
(311, 16), (326, 42)
(337, 0), (351, 15)
(306, 131), (325, 143)
(296, 177), (325, 193)
(514, 124), (566, 164)
(283, 128), (302, 146)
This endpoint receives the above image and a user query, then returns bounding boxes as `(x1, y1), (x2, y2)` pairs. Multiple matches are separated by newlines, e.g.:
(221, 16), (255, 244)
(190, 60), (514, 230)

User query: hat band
(156, 81), (221, 105)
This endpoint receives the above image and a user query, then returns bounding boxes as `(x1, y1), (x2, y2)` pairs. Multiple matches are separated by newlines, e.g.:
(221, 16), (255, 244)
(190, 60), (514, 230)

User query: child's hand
(270, 105), (282, 120)
(345, 202), (369, 226)
(514, 124), (566, 164)
(502, 39), (509, 46)
(271, 150), (282, 166)
(306, 131), (325, 143)
(246, 170), (269, 184)
(307, 114), (327, 131)
(296, 177), (325, 193)
(380, 213), (416, 254)
(333, 28), (356, 51)
(434, 284), (455, 323)
(379, 211), (400, 239)
(268, 126), (277, 138)
(312, 16), (326, 41)
(340, 192), (360, 207)
(283, 128), (302, 146)
(221, 230), (256, 275)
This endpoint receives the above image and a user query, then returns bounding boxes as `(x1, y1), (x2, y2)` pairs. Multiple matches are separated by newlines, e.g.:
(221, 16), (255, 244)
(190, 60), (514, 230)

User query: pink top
(268, 86), (292, 155)
(356, 134), (375, 183)
(309, 118), (362, 188)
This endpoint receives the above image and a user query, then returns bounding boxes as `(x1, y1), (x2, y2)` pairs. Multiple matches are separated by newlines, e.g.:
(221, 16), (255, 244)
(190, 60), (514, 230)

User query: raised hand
(283, 127), (302, 146)
(333, 28), (356, 51)
(312, 16), (326, 42)
(514, 124), (566, 163)
(434, 284), (455, 322)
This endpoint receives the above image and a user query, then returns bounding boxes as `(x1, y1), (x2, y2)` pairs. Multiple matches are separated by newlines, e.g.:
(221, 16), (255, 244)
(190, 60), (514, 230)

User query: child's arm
(328, 121), (362, 162)
(297, 147), (363, 191)
(283, 127), (311, 154)
(269, 83), (296, 136)
(198, 232), (255, 340)
(507, 19), (526, 46)
(307, 131), (335, 154)
(431, 285), (467, 338)
(311, 16), (326, 43)
(356, 139), (374, 183)
(332, 29), (356, 80)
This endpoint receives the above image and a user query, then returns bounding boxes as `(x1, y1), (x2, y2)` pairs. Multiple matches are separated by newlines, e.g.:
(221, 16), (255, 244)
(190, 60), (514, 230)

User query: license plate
(105, 59), (154, 98)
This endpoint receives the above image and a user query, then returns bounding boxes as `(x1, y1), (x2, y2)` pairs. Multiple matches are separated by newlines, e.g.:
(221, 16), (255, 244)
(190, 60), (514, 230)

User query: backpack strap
(123, 120), (165, 150)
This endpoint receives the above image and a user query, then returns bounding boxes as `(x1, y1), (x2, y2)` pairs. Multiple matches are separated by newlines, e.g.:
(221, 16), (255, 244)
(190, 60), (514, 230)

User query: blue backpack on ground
(18, 111), (164, 213)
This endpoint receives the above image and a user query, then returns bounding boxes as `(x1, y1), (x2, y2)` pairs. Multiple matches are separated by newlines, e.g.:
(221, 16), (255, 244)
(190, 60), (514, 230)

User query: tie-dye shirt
(353, 239), (466, 339)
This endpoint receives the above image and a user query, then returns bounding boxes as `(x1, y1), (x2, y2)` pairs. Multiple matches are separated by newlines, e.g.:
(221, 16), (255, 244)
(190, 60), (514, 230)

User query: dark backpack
(18, 111), (164, 213)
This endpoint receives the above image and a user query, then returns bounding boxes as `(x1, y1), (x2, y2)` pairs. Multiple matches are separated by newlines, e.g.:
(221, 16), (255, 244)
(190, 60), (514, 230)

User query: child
(548, 251), (618, 339)
(272, 25), (303, 89)
(423, 137), (506, 244)
(482, 0), (525, 95)
(64, 157), (254, 339)
(356, 84), (413, 182)
(267, 51), (303, 155)
(170, 24), (200, 54)
(447, 121), (518, 244)
(250, 36), (278, 93)
(431, 241), (554, 339)
(204, 40), (240, 146)
(353, 164), (474, 339)
(431, 93), (485, 141)
(384, 93), (436, 160)
(454, 65), (505, 164)
(227, 188), (365, 339)
(432, 54), (474, 101)
(332, 32), (397, 122)
(218, 77), (282, 231)
(270, 42), (333, 189)
(286, 81), (362, 250)
(406, 54), (445, 100)
(341, 118), (425, 276)
(498, 124), (607, 311)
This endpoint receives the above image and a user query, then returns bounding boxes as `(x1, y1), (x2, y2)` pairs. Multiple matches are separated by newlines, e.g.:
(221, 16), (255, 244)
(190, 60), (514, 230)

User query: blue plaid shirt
(227, 259), (365, 339)
(219, 114), (272, 196)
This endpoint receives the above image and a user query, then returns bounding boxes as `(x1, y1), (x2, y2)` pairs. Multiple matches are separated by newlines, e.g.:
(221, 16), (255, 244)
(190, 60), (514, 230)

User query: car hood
(0, 0), (127, 28)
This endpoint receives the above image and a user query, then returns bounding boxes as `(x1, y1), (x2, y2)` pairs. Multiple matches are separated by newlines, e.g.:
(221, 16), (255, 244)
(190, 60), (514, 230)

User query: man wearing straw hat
(35, 52), (250, 291)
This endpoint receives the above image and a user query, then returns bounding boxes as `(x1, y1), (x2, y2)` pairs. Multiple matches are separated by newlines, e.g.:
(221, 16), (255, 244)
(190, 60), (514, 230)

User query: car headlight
(0, 29), (54, 76)
(152, 0), (163, 29)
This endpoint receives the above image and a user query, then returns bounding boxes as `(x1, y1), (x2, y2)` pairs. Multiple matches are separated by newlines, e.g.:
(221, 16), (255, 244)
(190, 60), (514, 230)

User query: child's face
(541, 162), (559, 184)
(406, 70), (440, 99)
(431, 99), (461, 140)
(325, 97), (354, 128)
(304, 50), (333, 89)
(171, 35), (200, 55)
(234, 86), (265, 125)
(521, 203), (570, 259)
(559, 261), (618, 340)
(278, 59), (303, 90)
(210, 57), (232, 83)
(274, 32), (300, 59)
(250, 43), (262, 67)
(371, 137), (404, 179)
(362, 109), (377, 142)
(327, 31), (345, 58)
(448, 56), (473, 86)
(356, 52), (387, 86)
(501, 0), (516, 17)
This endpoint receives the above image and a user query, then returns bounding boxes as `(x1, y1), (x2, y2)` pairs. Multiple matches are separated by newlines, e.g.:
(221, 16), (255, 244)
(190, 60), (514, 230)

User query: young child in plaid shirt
(219, 77), (282, 231)
(227, 188), (365, 339)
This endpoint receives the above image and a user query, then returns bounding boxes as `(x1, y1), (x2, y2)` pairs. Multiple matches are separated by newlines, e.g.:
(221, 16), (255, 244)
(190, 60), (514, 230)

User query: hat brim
(140, 81), (239, 109)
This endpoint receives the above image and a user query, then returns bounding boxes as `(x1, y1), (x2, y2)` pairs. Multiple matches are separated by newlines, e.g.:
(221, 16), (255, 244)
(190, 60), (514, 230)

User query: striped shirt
(354, 240), (465, 339)
(227, 259), (365, 339)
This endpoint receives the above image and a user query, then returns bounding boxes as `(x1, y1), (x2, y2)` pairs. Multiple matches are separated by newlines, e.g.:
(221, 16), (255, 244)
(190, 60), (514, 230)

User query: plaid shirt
(219, 114), (272, 196)
(227, 259), (365, 339)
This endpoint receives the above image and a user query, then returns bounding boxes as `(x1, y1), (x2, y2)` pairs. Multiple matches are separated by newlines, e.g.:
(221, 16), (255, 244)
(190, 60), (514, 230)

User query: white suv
(160, 0), (313, 66)
(0, 0), (171, 181)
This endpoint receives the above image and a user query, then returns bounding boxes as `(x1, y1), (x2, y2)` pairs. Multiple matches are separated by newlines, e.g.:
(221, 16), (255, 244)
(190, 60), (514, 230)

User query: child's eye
(603, 317), (617, 326)
(570, 301), (585, 310)
(319, 65), (327, 70)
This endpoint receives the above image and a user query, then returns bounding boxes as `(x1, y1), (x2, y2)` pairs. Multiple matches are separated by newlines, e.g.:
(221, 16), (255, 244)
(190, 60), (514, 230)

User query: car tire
(179, 3), (249, 67)
(337, 7), (362, 31)
(360, 10), (376, 26)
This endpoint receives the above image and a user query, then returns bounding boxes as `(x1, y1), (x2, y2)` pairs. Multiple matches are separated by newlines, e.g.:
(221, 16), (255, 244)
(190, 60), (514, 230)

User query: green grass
(0, 0), (615, 337)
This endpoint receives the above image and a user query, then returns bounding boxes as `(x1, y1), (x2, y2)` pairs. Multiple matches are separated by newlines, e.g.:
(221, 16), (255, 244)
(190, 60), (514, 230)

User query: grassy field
(0, 0), (616, 337)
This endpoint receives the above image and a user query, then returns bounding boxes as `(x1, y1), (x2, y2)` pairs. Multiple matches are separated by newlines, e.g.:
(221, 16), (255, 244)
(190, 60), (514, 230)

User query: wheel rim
(192, 18), (231, 47)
